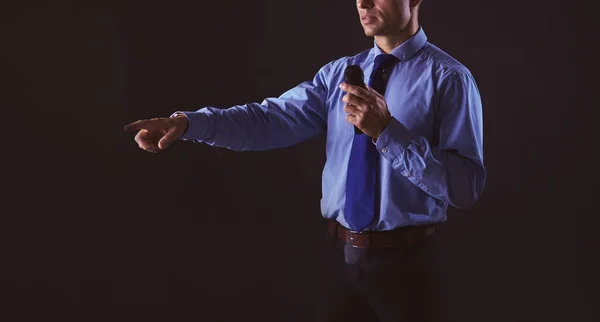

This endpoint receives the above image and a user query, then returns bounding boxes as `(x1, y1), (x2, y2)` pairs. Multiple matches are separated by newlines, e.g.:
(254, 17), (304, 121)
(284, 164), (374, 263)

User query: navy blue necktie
(345, 54), (399, 232)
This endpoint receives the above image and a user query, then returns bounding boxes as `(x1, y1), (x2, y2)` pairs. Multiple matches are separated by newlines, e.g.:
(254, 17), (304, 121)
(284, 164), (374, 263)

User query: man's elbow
(448, 191), (481, 209)
(448, 170), (486, 209)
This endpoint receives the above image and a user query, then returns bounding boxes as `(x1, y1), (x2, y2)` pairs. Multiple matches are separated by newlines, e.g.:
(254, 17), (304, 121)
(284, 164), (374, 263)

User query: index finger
(340, 82), (370, 100)
(123, 119), (155, 132)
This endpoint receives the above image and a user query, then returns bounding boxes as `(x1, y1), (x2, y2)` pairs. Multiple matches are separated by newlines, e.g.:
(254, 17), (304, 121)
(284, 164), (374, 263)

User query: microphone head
(344, 65), (365, 87)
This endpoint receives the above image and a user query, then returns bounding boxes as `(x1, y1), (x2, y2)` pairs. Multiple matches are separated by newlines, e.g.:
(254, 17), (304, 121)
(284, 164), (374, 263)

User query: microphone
(343, 65), (366, 134)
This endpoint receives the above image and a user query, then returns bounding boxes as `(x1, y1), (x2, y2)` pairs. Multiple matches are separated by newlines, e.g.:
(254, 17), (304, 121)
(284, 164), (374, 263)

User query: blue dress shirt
(176, 27), (486, 231)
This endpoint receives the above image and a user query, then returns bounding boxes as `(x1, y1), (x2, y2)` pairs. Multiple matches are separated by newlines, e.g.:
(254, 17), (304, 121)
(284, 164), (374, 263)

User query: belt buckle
(346, 230), (369, 248)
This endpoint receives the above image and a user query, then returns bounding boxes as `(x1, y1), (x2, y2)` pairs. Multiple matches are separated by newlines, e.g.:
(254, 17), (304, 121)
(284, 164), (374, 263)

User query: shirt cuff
(170, 110), (211, 141)
(375, 117), (413, 162)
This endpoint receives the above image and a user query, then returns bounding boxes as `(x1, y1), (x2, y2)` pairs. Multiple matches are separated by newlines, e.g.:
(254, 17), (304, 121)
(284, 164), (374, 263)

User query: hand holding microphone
(344, 66), (368, 134)
(341, 65), (393, 139)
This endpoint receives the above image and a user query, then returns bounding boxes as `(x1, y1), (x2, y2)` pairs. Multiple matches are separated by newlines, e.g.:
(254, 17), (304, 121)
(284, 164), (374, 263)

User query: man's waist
(327, 219), (440, 249)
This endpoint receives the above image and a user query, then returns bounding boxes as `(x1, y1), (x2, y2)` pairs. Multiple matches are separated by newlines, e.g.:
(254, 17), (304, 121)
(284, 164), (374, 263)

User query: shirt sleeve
(173, 65), (330, 151)
(375, 71), (486, 209)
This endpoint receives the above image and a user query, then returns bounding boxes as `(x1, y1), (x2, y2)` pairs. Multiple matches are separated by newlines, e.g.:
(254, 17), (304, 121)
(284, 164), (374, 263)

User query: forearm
(180, 97), (326, 151)
(176, 72), (329, 151)
(376, 117), (486, 209)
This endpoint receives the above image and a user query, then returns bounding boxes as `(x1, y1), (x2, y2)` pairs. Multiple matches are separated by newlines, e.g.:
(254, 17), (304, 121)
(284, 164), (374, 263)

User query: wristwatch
(169, 112), (189, 136)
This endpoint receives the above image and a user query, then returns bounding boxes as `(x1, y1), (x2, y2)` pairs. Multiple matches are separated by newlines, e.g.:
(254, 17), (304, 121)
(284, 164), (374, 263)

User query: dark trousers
(316, 228), (441, 322)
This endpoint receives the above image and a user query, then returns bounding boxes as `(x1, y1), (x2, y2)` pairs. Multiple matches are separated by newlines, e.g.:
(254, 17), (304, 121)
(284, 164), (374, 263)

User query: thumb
(158, 127), (179, 150)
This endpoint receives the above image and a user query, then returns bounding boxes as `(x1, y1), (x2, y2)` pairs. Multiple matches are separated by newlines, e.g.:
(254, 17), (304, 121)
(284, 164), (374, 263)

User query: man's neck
(374, 23), (419, 54)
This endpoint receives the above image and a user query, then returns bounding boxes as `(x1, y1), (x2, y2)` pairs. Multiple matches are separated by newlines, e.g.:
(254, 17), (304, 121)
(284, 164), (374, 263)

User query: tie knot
(373, 54), (399, 72)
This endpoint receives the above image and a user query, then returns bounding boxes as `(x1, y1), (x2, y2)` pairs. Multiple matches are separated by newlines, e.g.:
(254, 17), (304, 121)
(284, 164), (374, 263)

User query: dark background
(1, 0), (597, 321)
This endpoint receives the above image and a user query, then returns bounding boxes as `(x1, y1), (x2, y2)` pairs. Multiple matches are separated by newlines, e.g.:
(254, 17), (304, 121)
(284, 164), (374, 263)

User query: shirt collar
(372, 26), (428, 62)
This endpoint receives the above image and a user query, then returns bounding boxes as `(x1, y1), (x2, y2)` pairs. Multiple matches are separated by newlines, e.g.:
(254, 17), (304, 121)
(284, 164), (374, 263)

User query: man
(125, 0), (485, 320)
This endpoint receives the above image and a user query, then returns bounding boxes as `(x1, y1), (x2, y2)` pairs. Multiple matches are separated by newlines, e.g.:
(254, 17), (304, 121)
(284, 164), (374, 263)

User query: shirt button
(381, 148), (388, 153)
(403, 170), (410, 177)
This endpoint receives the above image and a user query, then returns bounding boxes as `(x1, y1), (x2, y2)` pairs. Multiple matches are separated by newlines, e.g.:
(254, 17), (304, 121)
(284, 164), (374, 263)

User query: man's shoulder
(420, 42), (473, 79)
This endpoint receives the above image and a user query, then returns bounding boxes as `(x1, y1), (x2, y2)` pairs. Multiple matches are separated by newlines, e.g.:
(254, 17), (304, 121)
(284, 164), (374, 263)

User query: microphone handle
(348, 82), (367, 135)
(343, 66), (367, 135)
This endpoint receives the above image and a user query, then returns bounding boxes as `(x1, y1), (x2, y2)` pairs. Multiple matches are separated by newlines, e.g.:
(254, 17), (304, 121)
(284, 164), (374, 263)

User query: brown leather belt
(328, 220), (439, 249)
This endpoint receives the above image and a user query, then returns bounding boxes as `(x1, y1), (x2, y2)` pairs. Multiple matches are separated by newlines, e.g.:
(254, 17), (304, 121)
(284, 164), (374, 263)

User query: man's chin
(362, 28), (377, 37)
(361, 25), (381, 37)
